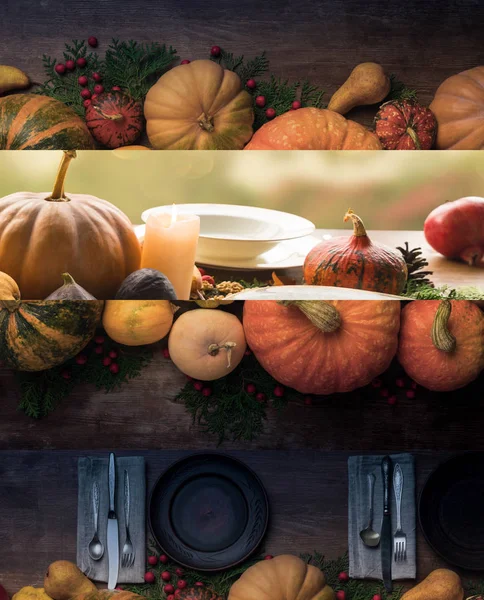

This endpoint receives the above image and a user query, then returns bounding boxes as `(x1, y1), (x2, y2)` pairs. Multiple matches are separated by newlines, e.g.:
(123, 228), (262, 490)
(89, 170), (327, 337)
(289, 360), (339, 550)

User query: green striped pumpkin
(0, 94), (95, 150)
(0, 300), (103, 371)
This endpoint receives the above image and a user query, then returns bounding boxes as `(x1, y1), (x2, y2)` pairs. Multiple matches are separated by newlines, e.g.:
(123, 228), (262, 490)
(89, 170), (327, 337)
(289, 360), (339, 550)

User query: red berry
(167, 596), (175, 600)
(186, 375), (193, 381)
(246, 383), (257, 395)
(162, 348), (170, 359)
(388, 395), (397, 406)
(78, 75), (88, 87)
(180, 59), (191, 65)
(80, 89), (91, 100)
(380, 388), (389, 398)
(210, 45), (221, 57)
(338, 572), (349, 582)
(76, 57), (87, 68)
(256, 392), (266, 403)
(115, 587), (123, 591)
(304, 396), (313, 405)
(411, 381), (417, 389)
(55, 64), (66, 75)
(371, 378), (382, 388)
(396, 378), (405, 388)
(195, 582), (204, 587)
(88, 36), (98, 47)
(144, 572), (155, 584)
(83, 99), (91, 108)
(198, 267), (207, 276)
(91, 94), (98, 100)
(265, 108), (276, 119)
(95, 336), (105, 344)
(244, 349), (252, 356)
(255, 95), (266, 108)
(193, 381), (204, 392)
(61, 370), (71, 380)
(161, 571), (171, 582)
(76, 354), (88, 365)
(147, 555), (158, 566)
(94, 346), (103, 355)
(175, 567), (184, 576)
(109, 363), (120, 374)
(202, 387), (212, 397)
(373, 595), (382, 600)
(159, 554), (168, 564)
(103, 356), (112, 367)
(291, 100), (302, 110)
(109, 350), (118, 359)
(93, 84), (104, 94)
(177, 580), (187, 590)
(164, 585), (175, 595)
(246, 79), (256, 89)
(273, 385), (285, 398)
(65, 59), (76, 71)
(406, 389), (416, 399)
(92, 72), (102, 82)
(336, 591), (346, 600)
(201, 275), (215, 286)
(264, 554), (273, 560)
(111, 86), (121, 91)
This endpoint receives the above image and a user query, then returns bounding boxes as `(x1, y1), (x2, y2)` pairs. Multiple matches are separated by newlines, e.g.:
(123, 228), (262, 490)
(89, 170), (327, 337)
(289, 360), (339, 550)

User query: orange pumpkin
(228, 555), (335, 600)
(243, 300), (401, 394)
(304, 209), (408, 294)
(430, 66), (484, 149)
(245, 107), (382, 149)
(398, 300), (484, 391)
(144, 60), (254, 149)
(0, 151), (141, 300)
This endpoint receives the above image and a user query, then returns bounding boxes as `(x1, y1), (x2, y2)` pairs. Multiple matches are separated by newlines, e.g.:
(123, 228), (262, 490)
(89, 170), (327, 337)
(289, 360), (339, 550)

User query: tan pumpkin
(228, 555), (335, 600)
(245, 107), (382, 149)
(144, 60), (254, 149)
(102, 300), (175, 346)
(0, 151), (141, 300)
(168, 308), (246, 380)
(430, 66), (484, 149)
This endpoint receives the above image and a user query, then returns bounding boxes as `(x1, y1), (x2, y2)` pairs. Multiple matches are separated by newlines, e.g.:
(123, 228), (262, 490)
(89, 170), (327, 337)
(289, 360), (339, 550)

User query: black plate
(149, 453), (269, 571)
(419, 452), (484, 571)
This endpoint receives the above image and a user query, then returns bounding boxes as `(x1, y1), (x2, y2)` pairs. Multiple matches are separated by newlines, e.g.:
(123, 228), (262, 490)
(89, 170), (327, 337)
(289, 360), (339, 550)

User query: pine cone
(397, 242), (434, 288)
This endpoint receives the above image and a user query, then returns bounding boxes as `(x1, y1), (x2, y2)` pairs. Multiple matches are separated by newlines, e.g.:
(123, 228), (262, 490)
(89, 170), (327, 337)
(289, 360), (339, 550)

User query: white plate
(230, 285), (406, 301)
(141, 204), (315, 261)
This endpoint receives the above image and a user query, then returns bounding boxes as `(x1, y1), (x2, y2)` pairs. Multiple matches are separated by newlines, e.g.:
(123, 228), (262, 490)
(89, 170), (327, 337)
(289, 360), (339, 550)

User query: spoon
(359, 473), (381, 548)
(88, 482), (104, 561)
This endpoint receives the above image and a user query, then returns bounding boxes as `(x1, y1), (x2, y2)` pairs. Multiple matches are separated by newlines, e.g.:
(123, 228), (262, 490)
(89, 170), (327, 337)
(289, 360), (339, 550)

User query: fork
(121, 470), (135, 569)
(393, 463), (407, 561)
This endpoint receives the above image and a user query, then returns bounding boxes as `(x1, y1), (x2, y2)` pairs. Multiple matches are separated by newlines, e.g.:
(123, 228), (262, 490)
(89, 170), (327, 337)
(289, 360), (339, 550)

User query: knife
(107, 453), (119, 590)
(381, 455), (393, 593)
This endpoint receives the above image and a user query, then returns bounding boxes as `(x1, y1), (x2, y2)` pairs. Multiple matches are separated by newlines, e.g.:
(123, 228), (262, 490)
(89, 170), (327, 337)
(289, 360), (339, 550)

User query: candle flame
(171, 203), (177, 225)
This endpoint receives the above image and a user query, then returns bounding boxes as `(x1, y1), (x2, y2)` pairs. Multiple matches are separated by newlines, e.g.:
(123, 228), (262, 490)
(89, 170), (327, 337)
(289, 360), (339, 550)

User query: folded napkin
(77, 456), (146, 584)
(348, 453), (416, 581)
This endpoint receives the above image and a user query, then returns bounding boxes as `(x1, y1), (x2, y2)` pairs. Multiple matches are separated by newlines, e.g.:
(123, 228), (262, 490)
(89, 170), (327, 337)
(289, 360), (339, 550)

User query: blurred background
(1, 150), (483, 229)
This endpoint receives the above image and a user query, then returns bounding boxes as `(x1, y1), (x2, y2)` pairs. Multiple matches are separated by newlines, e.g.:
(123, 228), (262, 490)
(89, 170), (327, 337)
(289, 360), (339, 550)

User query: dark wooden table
(0, 449), (477, 596)
(1, 0), (484, 127)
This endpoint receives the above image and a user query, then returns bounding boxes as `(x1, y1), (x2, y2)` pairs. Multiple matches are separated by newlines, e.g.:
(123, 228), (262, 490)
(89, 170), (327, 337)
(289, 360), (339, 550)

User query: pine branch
(386, 74), (418, 103)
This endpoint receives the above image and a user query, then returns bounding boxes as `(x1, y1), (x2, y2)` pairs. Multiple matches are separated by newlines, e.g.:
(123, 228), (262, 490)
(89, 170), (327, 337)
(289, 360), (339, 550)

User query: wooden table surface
(1, 449), (479, 596)
(205, 229), (484, 290)
(1, 0), (484, 128)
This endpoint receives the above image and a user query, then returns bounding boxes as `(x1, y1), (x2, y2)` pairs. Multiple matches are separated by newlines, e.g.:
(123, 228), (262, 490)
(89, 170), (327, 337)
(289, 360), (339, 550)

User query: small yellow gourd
(328, 62), (391, 115)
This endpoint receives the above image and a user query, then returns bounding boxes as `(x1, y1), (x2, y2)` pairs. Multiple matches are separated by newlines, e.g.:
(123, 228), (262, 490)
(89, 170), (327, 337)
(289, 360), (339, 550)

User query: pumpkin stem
(344, 209), (367, 237)
(280, 300), (341, 333)
(47, 150), (76, 202)
(61, 273), (77, 286)
(208, 342), (237, 368)
(406, 127), (421, 150)
(198, 113), (215, 133)
(0, 300), (20, 313)
(95, 108), (124, 121)
(431, 300), (456, 353)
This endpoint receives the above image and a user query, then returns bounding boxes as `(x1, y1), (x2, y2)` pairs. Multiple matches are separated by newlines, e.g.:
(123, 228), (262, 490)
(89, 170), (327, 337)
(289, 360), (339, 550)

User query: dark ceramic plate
(149, 453), (269, 571)
(419, 452), (484, 570)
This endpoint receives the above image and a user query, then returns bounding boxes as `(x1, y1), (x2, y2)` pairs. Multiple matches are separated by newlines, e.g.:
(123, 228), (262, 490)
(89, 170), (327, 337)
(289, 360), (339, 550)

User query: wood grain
(0, 450), (475, 596)
(1, 0), (484, 127)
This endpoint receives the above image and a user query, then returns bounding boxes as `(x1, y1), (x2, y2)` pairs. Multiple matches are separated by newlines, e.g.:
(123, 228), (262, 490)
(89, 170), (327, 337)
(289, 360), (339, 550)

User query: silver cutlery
(381, 456), (393, 593)
(88, 481), (104, 561)
(359, 473), (380, 548)
(121, 470), (135, 569)
(107, 453), (120, 590)
(393, 463), (407, 562)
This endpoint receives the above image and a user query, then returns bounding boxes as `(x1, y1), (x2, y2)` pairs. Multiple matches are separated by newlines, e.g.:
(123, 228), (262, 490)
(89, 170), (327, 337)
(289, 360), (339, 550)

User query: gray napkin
(77, 456), (146, 584)
(348, 453), (416, 581)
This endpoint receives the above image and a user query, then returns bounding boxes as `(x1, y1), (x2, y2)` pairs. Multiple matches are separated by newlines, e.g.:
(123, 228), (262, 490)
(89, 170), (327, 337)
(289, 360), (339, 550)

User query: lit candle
(141, 205), (200, 299)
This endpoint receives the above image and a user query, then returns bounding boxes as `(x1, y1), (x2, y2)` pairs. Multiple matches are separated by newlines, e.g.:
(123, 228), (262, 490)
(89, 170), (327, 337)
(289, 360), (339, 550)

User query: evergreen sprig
(386, 74), (418, 103)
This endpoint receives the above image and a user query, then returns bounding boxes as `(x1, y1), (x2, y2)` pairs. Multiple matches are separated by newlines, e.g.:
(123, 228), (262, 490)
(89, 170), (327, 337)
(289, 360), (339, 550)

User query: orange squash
(0, 151), (141, 300)
(304, 209), (408, 294)
(243, 300), (401, 395)
(144, 60), (254, 149)
(398, 300), (484, 391)
(245, 107), (381, 150)
(228, 555), (335, 600)
(430, 66), (484, 149)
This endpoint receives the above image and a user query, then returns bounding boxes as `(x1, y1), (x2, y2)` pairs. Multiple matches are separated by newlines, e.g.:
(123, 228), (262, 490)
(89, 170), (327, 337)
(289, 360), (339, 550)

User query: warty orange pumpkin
(244, 107), (382, 149)
(243, 300), (401, 395)
(0, 150), (141, 300)
(144, 59), (254, 149)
